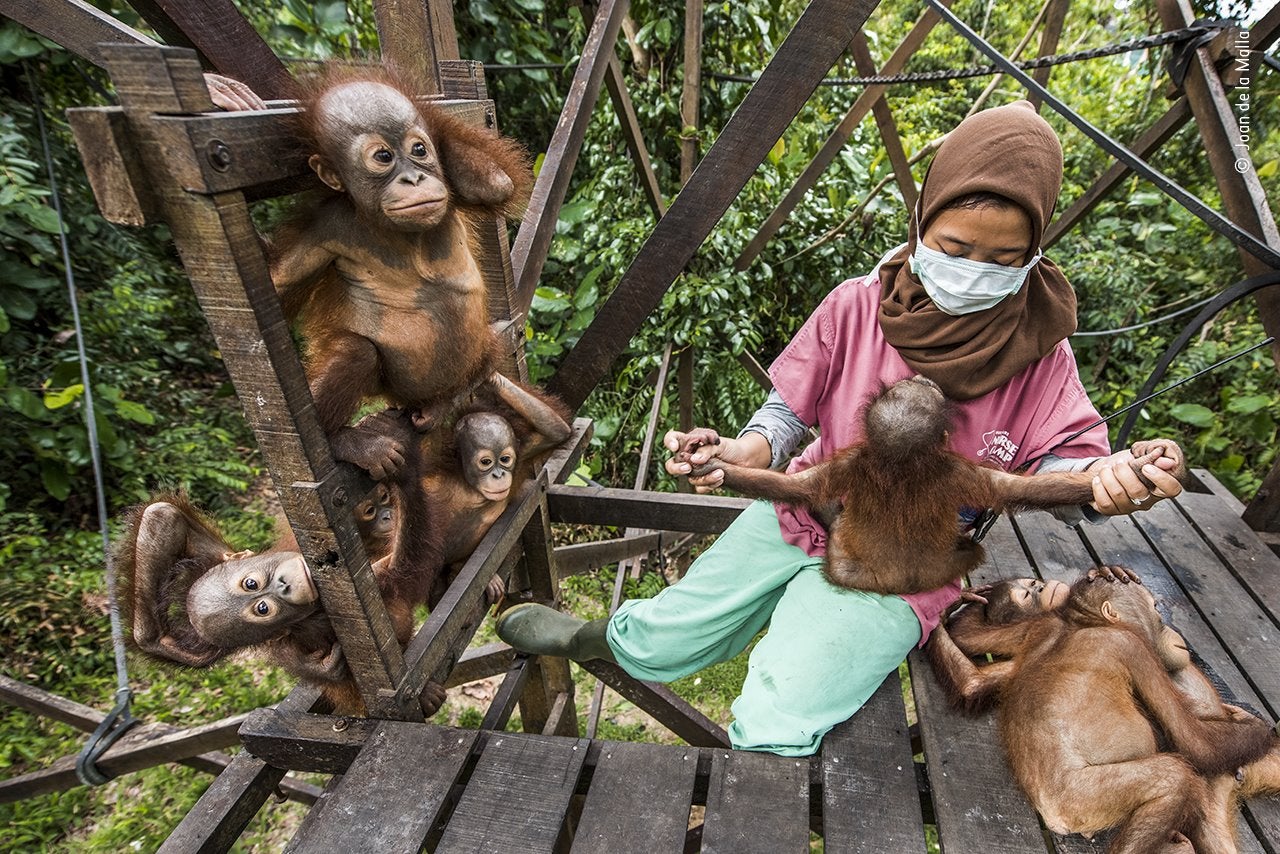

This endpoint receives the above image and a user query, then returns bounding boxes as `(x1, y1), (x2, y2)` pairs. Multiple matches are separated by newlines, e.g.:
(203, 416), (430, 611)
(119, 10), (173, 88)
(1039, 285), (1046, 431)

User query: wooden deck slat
(702, 749), (809, 853)
(284, 722), (478, 854)
(1175, 489), (1280, 625)
(436, 732), (588, 852)
(571, 741), (697, 853)
(819, 674), (927, 853)
(913, 515), (1049, 853)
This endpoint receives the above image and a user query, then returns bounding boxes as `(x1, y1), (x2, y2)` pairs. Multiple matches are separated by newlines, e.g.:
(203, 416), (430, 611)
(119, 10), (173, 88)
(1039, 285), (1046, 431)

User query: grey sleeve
(737, 390), (811, 470)
(1037, 453), (1105, 526)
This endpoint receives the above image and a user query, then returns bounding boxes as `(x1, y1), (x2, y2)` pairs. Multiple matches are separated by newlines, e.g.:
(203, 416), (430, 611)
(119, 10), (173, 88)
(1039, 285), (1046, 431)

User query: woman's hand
(663, 429), (771, 494)
(1088, 439), (1186, 515)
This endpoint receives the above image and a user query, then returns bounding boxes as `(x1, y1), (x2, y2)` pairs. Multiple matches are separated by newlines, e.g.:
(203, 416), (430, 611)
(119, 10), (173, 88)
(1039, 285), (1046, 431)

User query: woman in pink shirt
(498, 101), (1184, 755)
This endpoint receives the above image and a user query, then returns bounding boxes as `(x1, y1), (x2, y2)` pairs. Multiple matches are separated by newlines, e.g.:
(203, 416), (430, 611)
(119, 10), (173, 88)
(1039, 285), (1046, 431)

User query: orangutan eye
(411, 141), (427, 157)
(373, 148), (393, 164)
(254, 600), (271, 616)
(500, 454), (513, 466)
(242, 577), (259, 591)
(480, 457), (493, 468)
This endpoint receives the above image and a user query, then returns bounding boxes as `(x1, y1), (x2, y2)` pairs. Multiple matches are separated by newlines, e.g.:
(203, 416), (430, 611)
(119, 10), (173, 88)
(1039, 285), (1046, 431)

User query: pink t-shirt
(769, 275), (1109, 643)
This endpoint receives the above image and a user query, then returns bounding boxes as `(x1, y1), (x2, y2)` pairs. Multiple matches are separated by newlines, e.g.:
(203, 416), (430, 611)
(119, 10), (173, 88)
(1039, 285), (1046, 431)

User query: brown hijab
(877, 100), (1077, 400)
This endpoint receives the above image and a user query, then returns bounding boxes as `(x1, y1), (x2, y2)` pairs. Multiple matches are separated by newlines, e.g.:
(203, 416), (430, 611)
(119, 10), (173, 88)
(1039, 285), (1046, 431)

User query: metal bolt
(485, 110), (495, 129)
(206, 139), (232, 172)
(332, 487), (348, 508)
(333, 718), (349, 732)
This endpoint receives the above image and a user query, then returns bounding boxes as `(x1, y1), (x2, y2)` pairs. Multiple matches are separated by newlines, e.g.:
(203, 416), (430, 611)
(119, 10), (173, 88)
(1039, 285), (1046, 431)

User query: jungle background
(0, 0), (1276, 848)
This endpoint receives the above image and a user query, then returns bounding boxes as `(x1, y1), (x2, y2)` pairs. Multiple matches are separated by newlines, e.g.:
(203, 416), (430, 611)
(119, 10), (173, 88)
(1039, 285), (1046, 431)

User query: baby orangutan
(680, 376), (1186, 595)
(927, 573), (1276, 853)
(115, 410), (447, 715)
(269, 66), (533, 477)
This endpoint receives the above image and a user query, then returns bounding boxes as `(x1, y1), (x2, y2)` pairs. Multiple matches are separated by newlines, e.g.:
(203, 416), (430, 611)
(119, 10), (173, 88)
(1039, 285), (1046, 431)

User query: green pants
(607, 501), (920, 756)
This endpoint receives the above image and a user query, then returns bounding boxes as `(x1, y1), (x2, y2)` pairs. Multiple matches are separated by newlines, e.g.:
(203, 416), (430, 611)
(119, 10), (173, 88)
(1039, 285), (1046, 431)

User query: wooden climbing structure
(1, 0), (1277, 850)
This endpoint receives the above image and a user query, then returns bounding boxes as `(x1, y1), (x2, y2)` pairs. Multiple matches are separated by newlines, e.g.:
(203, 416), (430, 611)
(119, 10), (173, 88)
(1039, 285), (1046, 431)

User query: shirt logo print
(977, 430), (1018, 468)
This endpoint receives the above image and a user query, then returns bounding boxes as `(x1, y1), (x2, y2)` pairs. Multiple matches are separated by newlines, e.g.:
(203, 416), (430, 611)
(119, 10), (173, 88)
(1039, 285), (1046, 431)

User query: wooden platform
(176, 469), (1279, 853)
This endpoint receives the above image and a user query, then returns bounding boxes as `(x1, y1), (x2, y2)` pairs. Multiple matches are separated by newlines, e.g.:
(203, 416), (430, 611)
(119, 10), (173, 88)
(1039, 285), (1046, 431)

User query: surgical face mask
(909, 240), (1043, 316)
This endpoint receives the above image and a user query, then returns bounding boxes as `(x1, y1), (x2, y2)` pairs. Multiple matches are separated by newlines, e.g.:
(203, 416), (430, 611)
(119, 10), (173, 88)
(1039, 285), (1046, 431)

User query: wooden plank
(601, 29), (665, 216)
(0, 0), (156, 67)
(0, 677), (321, 805)
(66, 106), (159, 225)
(126, 0), (293, 97)
(850, 34), (917, 212)
(436, 732), (588, 852)
(1027, 0), (1070, 109)
(577, 659), (731, 748)
(479, 657), (531, 733)
(820, 674), (927, 853)
(910, 648), (1047, 854)
(733, 0), (947, 271)
(702, 749), (809, 853)
(543, 417), (594, 484)
(548, 0), (882, 410)
(679, 0), (704, 184)
(444, 641), (517, 689)
(511, 0), (631, 313)
(285, 722), (478, 854)
(159, 754), (292, 854)
(0, 713), (247, 803)
(547, 483), (749, 533)
(239, 709), (376, 775)
(554, 532), (666, 577)
(571, 742), (697, 853)
(156, 687), (325, 853)
(912, 516), (1048, 853)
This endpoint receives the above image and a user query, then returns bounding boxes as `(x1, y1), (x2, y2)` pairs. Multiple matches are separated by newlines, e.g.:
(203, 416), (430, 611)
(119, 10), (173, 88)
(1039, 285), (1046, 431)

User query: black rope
(25, 65), (139, 786)
(1070, 296), (1216, 338)
(710, 24), (1228, 87)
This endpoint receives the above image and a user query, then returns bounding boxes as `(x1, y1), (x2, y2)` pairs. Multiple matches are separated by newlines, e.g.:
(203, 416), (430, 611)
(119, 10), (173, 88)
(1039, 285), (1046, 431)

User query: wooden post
(1027, 0), (1070, 110)
(94, 44), (416, 720)
(680, 0), (704, 184)
(510, 0), (632, 315)
(849, 33), (916, 212)
(371, 0), (459, 93)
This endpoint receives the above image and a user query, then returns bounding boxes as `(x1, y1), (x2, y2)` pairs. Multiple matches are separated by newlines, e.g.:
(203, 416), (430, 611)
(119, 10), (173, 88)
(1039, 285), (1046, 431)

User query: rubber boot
(496, 603), (615, 662)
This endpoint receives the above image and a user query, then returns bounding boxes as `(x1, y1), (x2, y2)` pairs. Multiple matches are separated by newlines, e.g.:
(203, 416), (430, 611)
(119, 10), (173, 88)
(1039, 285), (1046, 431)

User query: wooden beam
(1027, 0), (1070, 110)
(850, 33), (916, 212)
(0, 0), (156, 67)
(549, 0), (882, 410)
(95, 44), (414, 719)
(125, 0), (292, 97)
(0, 713), (249, 803)
(1156, 0), (1279, 279)
(553, 532), (667, 576)
(444, 641), (517, 688)
(510, 0), (631, 314)
(604, 51), (666, 219)
(577, 659), (731, 747)
(0, 677), (321, 807)
(548, 483), (749, 532)
(733, 0), (946, 272)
